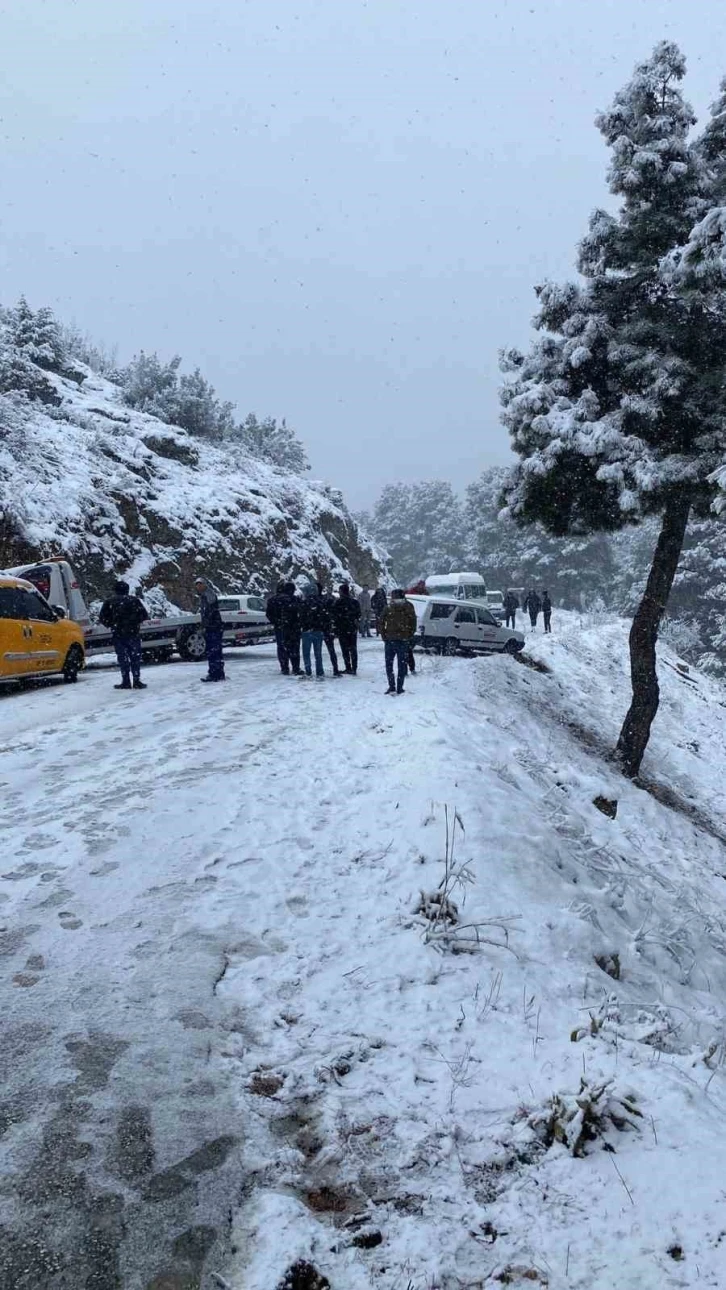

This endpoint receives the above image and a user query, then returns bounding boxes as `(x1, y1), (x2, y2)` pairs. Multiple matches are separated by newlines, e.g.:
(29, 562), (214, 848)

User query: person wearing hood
(298, 582), (330, 679)
(194, 578), (225, 682)
(99, 579), (149, 690)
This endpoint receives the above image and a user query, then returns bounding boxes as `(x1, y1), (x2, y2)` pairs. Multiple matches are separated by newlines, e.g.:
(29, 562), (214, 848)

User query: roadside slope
(219, 627), (726, 1290)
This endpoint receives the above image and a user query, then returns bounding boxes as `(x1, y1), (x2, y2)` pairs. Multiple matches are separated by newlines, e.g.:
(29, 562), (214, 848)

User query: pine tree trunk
(615, 494), (691, 779)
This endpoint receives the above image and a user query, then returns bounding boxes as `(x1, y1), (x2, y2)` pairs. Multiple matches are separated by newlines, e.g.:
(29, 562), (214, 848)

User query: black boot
(115, 680), (132, 690)
(133, 679), (147, 690)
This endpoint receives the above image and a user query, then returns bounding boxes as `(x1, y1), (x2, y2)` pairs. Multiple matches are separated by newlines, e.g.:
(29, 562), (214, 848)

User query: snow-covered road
(3, 627), (726, 1290)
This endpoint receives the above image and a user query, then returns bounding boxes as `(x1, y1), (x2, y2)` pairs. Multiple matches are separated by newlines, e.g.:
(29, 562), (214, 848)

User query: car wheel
(177, 626), (207, 661)
(504, 638), (521, 655)
(442, 637), (458, 657)
(62, 645), (83, 683)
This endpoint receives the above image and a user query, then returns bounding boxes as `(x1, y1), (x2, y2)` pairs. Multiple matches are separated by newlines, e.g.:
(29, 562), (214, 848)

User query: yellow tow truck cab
(0, 575), (85, 684)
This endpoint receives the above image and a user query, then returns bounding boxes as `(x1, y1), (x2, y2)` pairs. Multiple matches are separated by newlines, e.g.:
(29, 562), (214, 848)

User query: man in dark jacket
(542, 590), (552, 633)
(333, 583), (361, 675)
(318, 583), (341, 677)
(99, 580), (149, 690)
(379, 589), (417, 695)
(523, 588), (541, 628)
(298, 583), (330, 678)
(279, 582), (302, 674)
(194, 578), (225, 682)
(371, 587), (387, 635)
(503, 590), (519, 629)
(267, 580), (293, 675)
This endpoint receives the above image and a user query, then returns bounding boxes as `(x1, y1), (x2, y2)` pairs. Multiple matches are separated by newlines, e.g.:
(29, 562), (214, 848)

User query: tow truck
(2, 558), (274, 662)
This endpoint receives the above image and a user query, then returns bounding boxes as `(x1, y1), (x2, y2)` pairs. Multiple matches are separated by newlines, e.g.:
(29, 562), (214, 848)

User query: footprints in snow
(13, 952), (46, 988)
(59, 910), (84, 931)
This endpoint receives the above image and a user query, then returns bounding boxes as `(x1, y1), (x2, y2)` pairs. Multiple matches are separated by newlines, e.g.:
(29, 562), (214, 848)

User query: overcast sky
(2, 1), (726, 508)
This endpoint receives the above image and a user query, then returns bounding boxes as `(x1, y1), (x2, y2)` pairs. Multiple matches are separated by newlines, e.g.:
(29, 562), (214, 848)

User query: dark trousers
(324, 632), (340, 675)
(338, 629), (358, 674)
(407, 646), (416, 674)
(384, 639), (409, 692)
(543, 612), (552, 633)
(302, 629), (324, 676)
(113, 635), (142, 683)
(275, 628), (292, 673)
(360, 615), (372, 638)
(529, 611), (539, 627)
(205, 628), (225, 680)
(505, 612), (516, 629)
(282, 630), (301, 674)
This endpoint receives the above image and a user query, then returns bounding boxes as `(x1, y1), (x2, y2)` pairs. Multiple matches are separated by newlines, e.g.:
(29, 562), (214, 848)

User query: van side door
(16, 587), (64, 674)
(0, 586), (32, 677)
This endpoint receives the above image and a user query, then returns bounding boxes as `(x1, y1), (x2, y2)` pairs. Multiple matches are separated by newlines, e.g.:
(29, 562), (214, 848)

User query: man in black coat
(267, 580), (291, 674)
(504, 590), (519, 629)
(371, 586), (387, 635)
(333, 584), (361, 675)
(194, 578), (225, 682)
(542, 590), (552, 634)
(279, 582), (302, 674)
(99, 580), (149, 690)
(318, 582), (341, 677)
(524, 588), (541, 628)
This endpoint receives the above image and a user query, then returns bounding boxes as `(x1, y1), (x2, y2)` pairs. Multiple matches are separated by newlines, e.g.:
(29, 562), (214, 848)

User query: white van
(409, 595), (524, 656)
(424, 572), (488, 601)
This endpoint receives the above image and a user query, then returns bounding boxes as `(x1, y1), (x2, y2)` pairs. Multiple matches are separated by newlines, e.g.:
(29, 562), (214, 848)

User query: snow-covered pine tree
(367, 480), (465, 585)
(232, 413), (310, 472)
(501, 42), (726, 777)
(10, 297), (65, 371)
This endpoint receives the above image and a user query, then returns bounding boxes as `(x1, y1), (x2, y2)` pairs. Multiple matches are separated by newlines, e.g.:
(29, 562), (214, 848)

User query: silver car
(408, 595), (525, 656)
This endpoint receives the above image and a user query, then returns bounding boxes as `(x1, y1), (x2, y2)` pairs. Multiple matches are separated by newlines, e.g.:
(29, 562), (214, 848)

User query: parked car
(408, 595), (525, 656)
(3, 559), (273, 661)
(0, 575), (85, 685)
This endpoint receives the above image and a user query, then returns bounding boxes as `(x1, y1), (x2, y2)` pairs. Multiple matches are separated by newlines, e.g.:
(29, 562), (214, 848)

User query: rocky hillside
(0, 364), (387, 611)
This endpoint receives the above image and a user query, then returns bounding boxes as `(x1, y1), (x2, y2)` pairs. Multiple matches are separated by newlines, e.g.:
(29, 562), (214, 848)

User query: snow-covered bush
(527, 1077), (642, 1157)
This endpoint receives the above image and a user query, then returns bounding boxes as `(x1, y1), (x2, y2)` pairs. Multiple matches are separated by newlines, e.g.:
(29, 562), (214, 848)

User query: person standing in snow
(318, 582), (342, 677)
(267, 580), (291, 675)
(194, 577), (225, 682)
(280, 581), (302, 674)
(333, 583), (361, 674)
(379, 589), (417, 695)
(524, 588), (541, 628)
(542, 590), (552, 634)
(358, 585), (372, 637)
(504, 589), (519, 629)
(298, 583), (330, 679)
(371, 586), (387, 635)
(99, 580), (149, 690)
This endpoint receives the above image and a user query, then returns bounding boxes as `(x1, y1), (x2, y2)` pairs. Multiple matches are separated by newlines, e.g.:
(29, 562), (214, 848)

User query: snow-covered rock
(0, 365), (387, 606)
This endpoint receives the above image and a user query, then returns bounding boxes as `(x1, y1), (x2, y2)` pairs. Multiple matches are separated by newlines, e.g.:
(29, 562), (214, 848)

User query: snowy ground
(2, 621), (726, 1289)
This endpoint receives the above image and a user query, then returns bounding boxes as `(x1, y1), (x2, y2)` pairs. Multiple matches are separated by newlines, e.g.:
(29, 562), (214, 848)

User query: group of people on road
(265, 580), (362, 679)
(264, 580), (417, 693)
(503, 588), (553, 633)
